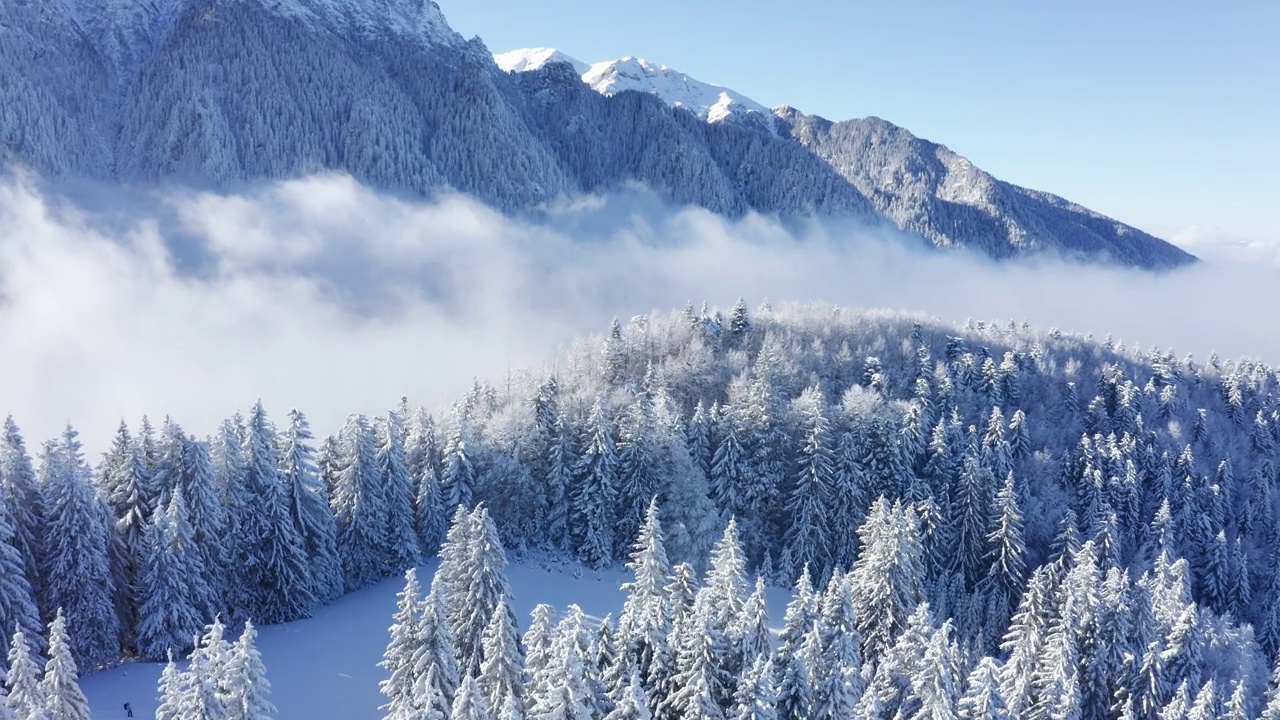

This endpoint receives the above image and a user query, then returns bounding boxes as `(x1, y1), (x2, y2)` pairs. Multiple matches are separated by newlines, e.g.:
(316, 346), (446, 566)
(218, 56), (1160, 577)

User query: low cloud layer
(2, 172), (1277, 449)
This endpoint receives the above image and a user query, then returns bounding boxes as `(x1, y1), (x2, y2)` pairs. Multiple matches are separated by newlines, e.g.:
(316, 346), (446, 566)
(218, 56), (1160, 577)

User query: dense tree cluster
(4, 301), (1280, 717)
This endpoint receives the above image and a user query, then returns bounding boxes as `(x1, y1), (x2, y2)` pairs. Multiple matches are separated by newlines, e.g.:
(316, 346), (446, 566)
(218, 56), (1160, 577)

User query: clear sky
(440, 0), (1279, 250)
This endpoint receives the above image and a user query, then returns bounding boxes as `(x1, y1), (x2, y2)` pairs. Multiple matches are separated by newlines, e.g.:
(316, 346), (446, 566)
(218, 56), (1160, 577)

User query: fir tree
(38, 427), (119, 670)
(380, 569), (422, 720)
(238, 402), (314, 624)
(225, 621), (274, 720)
(39, 611), (89, 720)
(572, 399), (618, 569)
(279, 410), (344, 604)
(6, 628), (47, 720)
(332, 414), (387, 592)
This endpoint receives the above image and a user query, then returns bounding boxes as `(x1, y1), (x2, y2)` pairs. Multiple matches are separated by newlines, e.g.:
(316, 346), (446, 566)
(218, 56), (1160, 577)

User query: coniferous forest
(5, 301), (1280, 718)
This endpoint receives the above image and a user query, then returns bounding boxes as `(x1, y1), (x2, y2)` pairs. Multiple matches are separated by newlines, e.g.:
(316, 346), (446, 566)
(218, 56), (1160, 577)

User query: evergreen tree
(225, 621), (274, 720)
(0, 417), (43, 615)
(454, 674), (493, 720)
(377, 414), (421, 576)
(155, 656), (183, 720)
(180, 438), (230, 620)
(572, 399), (618, 569)
(413, 582), (460, 711)
(332, 414), (387, 592)
(380, 569), (422, 720)
(0, 498), (41, 661)
(278, 410), (344, 604)
(442, 423), (476, 513)
(39, 611), (89, 720)
(479, 600), (525, 720)
(618, 500), (671, 687)
(957, 657), (1007, 720)
(850, 499), (926, 659)
(783, 387), (835, 583)
(136, 491), (207, 661)
(39, 427), (119, 670)
(238, 402), (314, 624)
(6, 628), (47, 720)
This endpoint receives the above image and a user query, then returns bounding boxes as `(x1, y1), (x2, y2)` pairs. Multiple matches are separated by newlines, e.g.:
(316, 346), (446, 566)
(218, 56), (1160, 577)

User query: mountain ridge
(0, 0), (1195, 269)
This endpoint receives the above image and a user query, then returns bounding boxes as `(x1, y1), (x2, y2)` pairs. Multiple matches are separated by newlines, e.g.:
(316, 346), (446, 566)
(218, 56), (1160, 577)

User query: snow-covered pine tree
(782, 387), (835, 584)
(278, 409), (344, 604)
(454, 673), (492, 720)
(448, 506), (516, 676)
(442, 422), (476, 514)
(0, 417), (44, 617)
(733, 656), (777, 720)
(38, 427), (119, 670)
(225, 621), (274, 720)
(849, 499), (926, 659)
(479, 599), (525, 719)
(0, 497), (41, 661)
(377, 414), (421, 576)
(413, 581), (460, 711)
(380, 568), (422, 720)
(529, 609), (596, 720)
(618, 499), (671, 689)
(136, 491), (207, 661)
(406, 411), (447, 557)
(155, 655), (183, 720)
(332, 414), (388, 592)
(572, 399), (618, 569)
(238, 402), (314, 624)
(542, 411), (575, 552)
(179, 437), (230, 620)
(957, 657), (1007, 720)
(6, 628), (47, 720)
(39, 611), (90, 720)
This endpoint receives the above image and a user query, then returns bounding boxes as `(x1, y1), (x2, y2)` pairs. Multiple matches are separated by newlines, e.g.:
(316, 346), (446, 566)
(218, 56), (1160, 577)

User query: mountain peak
(495, 47), (589, 75)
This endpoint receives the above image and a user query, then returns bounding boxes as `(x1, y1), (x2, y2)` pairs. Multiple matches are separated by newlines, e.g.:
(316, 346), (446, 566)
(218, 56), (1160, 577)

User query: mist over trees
(2, 300), (1280, 716)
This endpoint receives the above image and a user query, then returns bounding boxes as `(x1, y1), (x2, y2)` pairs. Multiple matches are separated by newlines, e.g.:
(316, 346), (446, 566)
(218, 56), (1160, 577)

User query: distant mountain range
(0, 0), (1194, 269)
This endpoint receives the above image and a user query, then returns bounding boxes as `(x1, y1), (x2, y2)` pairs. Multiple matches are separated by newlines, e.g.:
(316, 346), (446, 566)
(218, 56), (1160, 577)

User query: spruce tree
(380, 569), (422, 720)
(6, 628), (47, 720)
(278, 410), (344, 604)
(332, 414), (387, 591)
(136, 492), (207, 661)
(479, 599), (525, 719)
(238, 402), (314, 624)
(38, 427), (119, 670)
(0, 417), (43, 614)
(783, 388), (834, 583)
(39, 611), (89, 720)
(573, 399), (618, 569)
(377, 414), (421, 576)
(618, 500), (671, 689)
(225, 621), (274, 720)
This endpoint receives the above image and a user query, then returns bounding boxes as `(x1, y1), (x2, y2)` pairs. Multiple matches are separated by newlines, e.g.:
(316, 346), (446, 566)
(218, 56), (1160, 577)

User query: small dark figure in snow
(124, 702), (133, 717)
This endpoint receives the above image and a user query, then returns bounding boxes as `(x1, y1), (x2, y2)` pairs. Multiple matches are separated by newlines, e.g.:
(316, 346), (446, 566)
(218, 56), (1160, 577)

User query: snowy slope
(79, 558), (789, 719)
(495, 47), (589, 75)
(583, 56), (771, 125)
(498, 48), (773, 125)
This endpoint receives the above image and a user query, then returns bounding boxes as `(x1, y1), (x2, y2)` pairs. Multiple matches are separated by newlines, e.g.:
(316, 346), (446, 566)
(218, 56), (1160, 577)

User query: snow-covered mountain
(0, 0), (1194, 268)
(494, 46), (589, 75)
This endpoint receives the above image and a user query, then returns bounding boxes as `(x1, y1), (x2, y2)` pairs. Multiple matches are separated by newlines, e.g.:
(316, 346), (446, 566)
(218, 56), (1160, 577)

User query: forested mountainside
(2, 303), (1280, 718)
(0, 0), (1193, 268)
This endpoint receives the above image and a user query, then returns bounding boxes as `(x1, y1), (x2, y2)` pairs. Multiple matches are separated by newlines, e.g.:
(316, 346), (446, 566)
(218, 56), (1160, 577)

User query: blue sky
(440, 0), (1278, 250)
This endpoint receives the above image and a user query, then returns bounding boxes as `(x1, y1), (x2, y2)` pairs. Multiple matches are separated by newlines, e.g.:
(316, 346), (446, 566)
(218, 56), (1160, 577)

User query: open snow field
(81, 559), (789, 719)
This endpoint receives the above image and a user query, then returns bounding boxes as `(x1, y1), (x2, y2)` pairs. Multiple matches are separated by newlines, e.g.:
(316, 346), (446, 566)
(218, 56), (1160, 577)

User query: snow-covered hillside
(78, 559), (788, 719)
(0, 0), (1194, 268)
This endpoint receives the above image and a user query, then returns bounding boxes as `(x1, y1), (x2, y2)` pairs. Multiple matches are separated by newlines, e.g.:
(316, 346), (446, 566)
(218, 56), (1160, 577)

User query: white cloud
(2, 172), (1279, 452)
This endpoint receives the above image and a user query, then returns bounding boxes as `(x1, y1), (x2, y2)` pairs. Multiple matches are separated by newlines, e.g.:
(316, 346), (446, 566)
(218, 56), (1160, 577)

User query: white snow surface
(494, 47), (590, 76)
(81, 558), (791, 719)
(497, 48), (771, 125)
